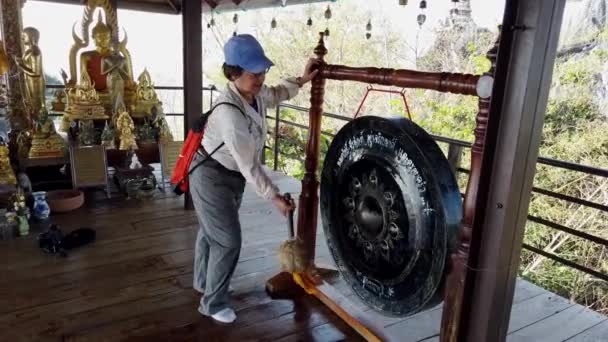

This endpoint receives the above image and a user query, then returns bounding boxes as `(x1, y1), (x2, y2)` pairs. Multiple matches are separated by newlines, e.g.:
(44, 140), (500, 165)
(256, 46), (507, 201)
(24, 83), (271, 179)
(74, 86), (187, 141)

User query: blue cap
(224, 34), (274, 74)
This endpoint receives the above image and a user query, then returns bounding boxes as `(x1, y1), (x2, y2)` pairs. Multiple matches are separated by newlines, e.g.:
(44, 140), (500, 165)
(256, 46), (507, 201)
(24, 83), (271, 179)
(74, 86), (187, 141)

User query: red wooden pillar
(297, 33), (327, 263)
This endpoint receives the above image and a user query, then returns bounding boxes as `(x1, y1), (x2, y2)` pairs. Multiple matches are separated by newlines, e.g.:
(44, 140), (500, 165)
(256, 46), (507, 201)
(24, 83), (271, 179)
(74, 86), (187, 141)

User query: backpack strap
(185, 101), (247, 178)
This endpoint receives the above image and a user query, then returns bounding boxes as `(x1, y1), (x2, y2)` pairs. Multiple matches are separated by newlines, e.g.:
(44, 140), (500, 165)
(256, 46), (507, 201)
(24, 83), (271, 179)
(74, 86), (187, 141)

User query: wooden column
(439, 33), (499, 342)
(181, 0), (202, 210)
(0, 0), (29, 134)
(462, 1), (566, 341)
(296, 33), (327, 262)
(440, 1), (567, 341)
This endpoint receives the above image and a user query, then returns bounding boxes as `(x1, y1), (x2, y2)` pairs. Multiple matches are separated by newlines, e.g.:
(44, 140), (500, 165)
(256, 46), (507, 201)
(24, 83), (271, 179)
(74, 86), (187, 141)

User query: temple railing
(43, 83), (608, 282)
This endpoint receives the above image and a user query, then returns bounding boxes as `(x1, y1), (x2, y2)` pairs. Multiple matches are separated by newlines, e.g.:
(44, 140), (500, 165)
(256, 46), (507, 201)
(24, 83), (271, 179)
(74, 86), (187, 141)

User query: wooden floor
(0, 169), (606, 341)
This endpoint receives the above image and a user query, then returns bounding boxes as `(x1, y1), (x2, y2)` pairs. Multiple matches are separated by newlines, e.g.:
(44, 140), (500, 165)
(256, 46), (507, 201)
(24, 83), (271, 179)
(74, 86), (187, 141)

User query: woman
(190, 34), (319, 323)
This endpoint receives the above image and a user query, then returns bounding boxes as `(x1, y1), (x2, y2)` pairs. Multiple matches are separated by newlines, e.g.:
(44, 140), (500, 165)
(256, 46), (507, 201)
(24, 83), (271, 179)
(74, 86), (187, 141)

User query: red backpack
(170, 102), (245, 195)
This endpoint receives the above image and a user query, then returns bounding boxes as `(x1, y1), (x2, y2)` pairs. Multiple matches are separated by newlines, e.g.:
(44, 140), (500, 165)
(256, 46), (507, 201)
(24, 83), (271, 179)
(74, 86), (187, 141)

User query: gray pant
(189, 153), (245, 315)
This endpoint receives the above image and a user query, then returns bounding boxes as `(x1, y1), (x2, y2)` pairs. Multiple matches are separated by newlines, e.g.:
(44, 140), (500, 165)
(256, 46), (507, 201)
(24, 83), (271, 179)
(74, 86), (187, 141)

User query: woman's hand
(272, 193), (296, 217)
(298, 58), (322, 85)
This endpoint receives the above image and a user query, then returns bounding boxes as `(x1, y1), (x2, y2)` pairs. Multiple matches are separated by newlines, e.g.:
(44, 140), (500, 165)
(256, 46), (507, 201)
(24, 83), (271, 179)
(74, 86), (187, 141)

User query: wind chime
(417, 0), (427, 27)
(233, 13), (239, 36)
(324, 5), (332, 37)
(206, 11), (216, 29)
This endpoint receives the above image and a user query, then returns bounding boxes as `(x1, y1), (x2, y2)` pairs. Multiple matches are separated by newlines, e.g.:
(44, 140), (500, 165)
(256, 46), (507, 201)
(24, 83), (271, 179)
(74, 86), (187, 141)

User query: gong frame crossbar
(266, 31), (498, 342)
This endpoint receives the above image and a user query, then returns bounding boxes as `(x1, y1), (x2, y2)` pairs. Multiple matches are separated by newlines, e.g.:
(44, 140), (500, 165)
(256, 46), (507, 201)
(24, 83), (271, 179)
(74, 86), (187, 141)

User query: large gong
(320, 116), (462, 317)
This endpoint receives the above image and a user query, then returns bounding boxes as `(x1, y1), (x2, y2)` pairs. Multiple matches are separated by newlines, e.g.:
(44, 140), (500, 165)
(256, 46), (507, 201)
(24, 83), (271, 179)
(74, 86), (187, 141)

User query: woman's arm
(259, 58), (321, 108)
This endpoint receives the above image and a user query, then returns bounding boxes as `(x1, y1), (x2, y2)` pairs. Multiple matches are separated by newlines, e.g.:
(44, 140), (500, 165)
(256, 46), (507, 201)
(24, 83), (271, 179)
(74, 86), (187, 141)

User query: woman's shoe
(199, 306), (237, 323)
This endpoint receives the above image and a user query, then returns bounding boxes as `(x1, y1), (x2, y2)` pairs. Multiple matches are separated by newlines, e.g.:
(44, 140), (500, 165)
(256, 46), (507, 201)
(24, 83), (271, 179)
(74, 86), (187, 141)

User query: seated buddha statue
(116, 108), (137, 151)
(0, 143), (16, 186)
(79, 13), (134, 116)
(28, 109), (66, 159)
(131, 69), (161, 118)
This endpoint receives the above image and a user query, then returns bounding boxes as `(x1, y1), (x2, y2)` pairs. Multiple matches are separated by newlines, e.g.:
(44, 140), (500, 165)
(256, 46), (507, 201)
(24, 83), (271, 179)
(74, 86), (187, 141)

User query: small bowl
(46, 190), (85, 212)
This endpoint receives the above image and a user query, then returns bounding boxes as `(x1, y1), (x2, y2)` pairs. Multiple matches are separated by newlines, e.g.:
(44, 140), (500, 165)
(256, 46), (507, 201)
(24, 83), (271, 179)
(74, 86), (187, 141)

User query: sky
(20, 0), (506, 88)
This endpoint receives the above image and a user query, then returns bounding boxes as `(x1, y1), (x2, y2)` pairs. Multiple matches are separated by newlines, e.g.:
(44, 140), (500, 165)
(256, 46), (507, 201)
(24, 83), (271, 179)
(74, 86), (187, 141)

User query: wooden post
(265, 33), (327, 297)
(461, 1), (566, 341)
(297, 33), (327, 263)
(439, 29), (500, 342)
(0, 0), (29, 162)
(181, 0), (202, 210)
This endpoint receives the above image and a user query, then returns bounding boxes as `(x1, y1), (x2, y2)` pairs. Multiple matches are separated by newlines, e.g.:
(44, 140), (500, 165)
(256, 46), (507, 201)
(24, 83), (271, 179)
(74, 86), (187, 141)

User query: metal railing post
(447, 143), (463, 175)
(273, 105), (281, 171)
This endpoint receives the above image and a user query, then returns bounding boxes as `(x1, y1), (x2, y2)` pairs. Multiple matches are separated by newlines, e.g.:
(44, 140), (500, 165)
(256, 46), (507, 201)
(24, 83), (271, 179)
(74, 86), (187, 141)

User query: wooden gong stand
(266, 32), (499, 342)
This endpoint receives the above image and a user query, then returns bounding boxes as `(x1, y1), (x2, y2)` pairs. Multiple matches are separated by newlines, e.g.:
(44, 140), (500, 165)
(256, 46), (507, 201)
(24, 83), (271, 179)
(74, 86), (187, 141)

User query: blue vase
(32, 191), (51, 220)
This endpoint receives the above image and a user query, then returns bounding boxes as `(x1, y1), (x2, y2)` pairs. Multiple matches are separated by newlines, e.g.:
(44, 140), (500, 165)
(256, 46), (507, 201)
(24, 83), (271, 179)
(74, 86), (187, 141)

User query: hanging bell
(419, 0), (427, 9)
(207, 23), (211, 29)
(210, 17), (216, 26)
(417, 13), (426, 26)
(233, 13), (239, 24)
(324, 6), (332, 19)
(307, 17), (313, 26)
(271, 17), (277, 29)
(233, 31), (237, 37)
(366, 32), (371, 39)
(324, 27), (330, 36)
(399, 0), (408, 5)
(366, 20), (372, 31)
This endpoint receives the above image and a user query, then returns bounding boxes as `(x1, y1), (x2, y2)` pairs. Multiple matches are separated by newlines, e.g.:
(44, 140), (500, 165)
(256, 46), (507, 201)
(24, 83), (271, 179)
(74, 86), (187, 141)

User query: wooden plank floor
(0, 169), (605, 341)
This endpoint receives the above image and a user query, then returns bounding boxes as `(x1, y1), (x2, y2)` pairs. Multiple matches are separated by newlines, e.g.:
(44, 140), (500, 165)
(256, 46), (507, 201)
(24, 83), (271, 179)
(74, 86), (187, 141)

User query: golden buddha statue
(63, 71), (107, 129)
(14, 27), (47, 117)
(131, 69), (161, 118)
(80, 13), (113, 92)
(76, 13), (135, 115)
(0, 144), (16, 186)
(116, 108), (137, 150)
(28, 109), (66, 159)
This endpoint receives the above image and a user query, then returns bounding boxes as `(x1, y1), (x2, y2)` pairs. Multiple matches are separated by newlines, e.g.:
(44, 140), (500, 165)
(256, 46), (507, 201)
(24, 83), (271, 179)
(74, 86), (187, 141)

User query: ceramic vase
(32, 191), (51, 220)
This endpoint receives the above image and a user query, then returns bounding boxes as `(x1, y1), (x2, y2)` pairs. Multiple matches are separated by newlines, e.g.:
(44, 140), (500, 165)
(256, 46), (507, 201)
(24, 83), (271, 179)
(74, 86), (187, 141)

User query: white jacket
(201, 78), (301, 200)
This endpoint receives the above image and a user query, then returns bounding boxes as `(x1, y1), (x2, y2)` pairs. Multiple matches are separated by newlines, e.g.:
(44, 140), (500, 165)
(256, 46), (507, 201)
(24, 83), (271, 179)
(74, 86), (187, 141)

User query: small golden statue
(14, 27), (47, 117)
(63, 71), (107, 129)
(116, 108), (137, 150)
(28, 109), (66, 159)
(50, 90), (66, 112)
(0, 144), (16, 186)
(131, 69), (161, 118)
